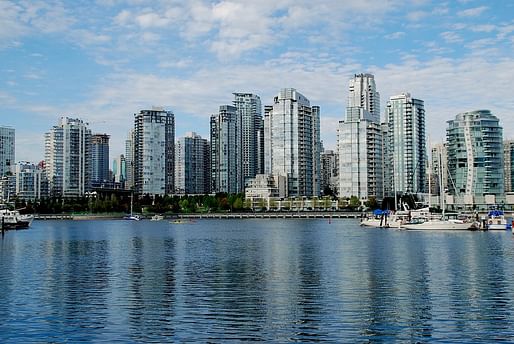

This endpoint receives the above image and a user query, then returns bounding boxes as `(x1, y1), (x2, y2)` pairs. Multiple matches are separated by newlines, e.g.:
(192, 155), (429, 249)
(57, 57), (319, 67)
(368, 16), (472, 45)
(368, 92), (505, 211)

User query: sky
(1, 0), (514, 163)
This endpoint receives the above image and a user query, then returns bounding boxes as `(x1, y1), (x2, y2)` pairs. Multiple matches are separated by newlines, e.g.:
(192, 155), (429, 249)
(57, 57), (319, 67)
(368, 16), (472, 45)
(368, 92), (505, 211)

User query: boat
(360, 209), (391, 227)
(150, 214), (164, 221)
(124, 193), (140, 221)
(486, 210), (510, 230)
(361, 207), (432, 229)
(123, 214), (141, 221)
(401, 217), (475, 230)
(0, 207), (34, 229)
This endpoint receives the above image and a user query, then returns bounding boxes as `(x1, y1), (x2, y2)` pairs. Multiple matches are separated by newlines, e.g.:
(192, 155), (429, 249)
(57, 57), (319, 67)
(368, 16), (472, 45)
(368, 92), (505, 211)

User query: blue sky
(1, 0), (514, 162)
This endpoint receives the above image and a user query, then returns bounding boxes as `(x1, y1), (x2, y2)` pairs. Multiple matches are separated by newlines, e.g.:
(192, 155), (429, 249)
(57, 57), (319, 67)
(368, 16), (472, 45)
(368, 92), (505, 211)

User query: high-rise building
(385, 93), (427, 196)
(504, 140), (514, 193)
(210, 105), (242, 193)
(380, 122), (392, 198)
(447, 110), (504, 207)
(15, 161), (47, 200)
(175, 132), (210, 194)
(45, 117), (91, 198)
(112, 154), (126, 186)
(133, 108), (175, 195)
(0, 126), (15, 177)
(264, 88), (321, 197)
(91, 134), (110, 187)
(338, 74), (382, 201)
(320, 149), (338, 195)
(125, 130), (134, 190)
(233, 93), (262, 184)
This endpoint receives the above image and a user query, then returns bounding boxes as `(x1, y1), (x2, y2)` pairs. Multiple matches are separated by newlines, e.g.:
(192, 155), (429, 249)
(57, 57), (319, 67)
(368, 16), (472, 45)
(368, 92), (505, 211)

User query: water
(1, 219), (514, 343)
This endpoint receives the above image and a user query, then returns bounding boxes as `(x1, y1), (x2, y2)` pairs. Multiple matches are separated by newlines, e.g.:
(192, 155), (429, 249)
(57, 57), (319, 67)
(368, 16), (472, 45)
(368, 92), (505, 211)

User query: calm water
(1, 219), (514, 343)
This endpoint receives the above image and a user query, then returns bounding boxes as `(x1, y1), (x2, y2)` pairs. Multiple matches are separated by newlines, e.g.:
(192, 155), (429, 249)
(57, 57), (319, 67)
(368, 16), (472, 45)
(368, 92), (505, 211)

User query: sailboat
(123, 193), (140, 221)
(401, 147), (475, 230)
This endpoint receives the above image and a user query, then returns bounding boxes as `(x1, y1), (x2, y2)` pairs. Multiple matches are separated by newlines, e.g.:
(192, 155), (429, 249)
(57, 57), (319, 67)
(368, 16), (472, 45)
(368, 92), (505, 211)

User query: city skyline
(1, 1), (514, 162)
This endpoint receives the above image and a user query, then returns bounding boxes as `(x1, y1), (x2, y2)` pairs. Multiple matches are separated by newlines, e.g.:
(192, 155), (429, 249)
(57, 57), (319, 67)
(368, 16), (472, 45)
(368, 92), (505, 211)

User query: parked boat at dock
(486, 210), (511, 230)
(0, 206), (34, 229)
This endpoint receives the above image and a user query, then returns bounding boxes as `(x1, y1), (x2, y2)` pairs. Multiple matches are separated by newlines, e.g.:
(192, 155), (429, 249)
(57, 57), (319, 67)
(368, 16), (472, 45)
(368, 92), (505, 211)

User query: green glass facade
(446, 110), (504, 207)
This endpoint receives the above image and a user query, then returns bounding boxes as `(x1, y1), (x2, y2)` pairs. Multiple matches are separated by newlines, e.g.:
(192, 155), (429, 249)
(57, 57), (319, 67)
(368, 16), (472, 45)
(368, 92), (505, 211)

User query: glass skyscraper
(338, 73), (382, 201)
(210, 105), (242, 194)
(385, 93), (427, 196)
(45, 117), (91, 198)
(233, 93), (262, 184)
(91, 133), (110, 186)
(447, 110), (503, 207)
(0, 126), (15, 177)
(264, 88), (320, 197)
(133, 109), (175, 195)
(175, 132), (210, 194)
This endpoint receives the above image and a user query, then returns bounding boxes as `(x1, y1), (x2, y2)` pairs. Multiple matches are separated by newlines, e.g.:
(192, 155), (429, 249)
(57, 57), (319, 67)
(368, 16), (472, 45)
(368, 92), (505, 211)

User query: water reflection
(0, 220), (513, 342)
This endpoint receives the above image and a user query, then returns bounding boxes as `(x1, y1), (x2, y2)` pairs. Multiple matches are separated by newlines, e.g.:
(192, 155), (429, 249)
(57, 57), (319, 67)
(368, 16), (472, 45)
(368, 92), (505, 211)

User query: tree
(349, 196), (360, 210)
(365, 197), (378, 210)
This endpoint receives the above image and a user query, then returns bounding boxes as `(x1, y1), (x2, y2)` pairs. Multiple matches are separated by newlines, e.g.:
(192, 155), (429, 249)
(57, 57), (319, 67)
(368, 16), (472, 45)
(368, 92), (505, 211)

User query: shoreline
(34, 212), (363, 220)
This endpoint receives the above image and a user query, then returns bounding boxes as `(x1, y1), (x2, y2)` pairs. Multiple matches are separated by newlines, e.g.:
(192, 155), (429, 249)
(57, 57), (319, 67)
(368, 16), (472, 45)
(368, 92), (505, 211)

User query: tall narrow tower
(91, 134), (110, 186)
(385, 93), (426, 196)
(210, 105), (242, 193)
(338, 73), (383, 201)
(0, 126), (15, 177)
(233, 93), (262, 184)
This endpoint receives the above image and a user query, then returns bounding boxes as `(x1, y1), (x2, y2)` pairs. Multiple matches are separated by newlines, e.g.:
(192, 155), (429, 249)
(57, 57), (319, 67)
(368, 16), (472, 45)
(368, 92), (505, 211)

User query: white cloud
(457, 6), (488, 17)
(385, 31), (406, 40)
(440, 31), (463, 43)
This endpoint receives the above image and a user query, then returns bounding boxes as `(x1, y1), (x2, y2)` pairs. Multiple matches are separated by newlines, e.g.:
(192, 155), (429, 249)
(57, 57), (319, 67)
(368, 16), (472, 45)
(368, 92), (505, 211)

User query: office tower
(45, 117), (91, 198)
(504, 140), (514, 193)
(0, 126), (15, 176)
(210, 105), (242, 193)
(264, 88), (321, 197)
(385, 93), (427, 195)
(133, 108), (175, 195)
(175, 132), (210, 194)
(112, 154), (126, 185)
(233, 93), (262, 183)
(15, 162), (47, 200)
(125, 130), (134, 190)
(91, 134), (110, 187)
(320, 149), (338, 195)
(338, 74), (382, 201)
(447, 110), (504, 207)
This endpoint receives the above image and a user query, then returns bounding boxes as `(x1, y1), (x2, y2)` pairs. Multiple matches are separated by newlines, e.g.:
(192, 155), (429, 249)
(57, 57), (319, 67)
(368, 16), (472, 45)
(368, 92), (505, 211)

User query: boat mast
(438, 147), (445, 217)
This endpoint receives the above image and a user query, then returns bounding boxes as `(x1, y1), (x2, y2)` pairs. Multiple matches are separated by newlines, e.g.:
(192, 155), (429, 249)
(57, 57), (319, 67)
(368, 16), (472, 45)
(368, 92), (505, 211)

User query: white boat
(361, 207), (432, 228)
(486, 210), (510, 230)
(150, 214), (164, 221)
(124, 193), (140, 221)
(0, 207), (34, 229)
(402, 217), (474, 230)
(123, 214), (141, 221)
